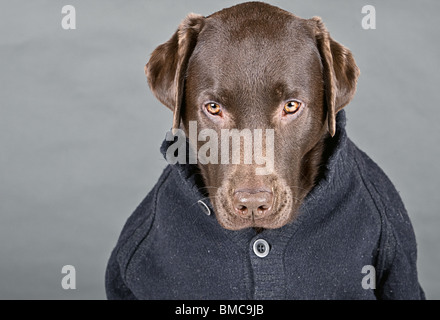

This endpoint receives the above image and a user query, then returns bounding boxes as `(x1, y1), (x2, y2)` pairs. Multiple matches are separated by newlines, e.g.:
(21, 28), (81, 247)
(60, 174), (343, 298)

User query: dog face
(146, 2), (359, 230)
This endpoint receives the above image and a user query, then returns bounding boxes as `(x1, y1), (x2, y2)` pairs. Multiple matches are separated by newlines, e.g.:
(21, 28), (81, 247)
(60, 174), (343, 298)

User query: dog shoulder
(348, 140), (410, 225)
(348, 140), (420, 274)
(348, 141), (424, 299)
(107, 165), (174, 271)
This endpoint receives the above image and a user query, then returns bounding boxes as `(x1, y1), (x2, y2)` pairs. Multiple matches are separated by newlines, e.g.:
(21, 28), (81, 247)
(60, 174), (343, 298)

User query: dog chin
(215, 211), (294, 231)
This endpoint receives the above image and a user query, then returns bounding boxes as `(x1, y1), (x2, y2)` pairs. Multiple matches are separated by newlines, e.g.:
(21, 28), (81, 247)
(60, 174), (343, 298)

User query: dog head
(146, 2), (359, 230)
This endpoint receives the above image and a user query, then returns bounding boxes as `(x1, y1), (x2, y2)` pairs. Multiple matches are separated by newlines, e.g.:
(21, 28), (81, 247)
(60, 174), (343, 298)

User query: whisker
(285, 185), (309, 191)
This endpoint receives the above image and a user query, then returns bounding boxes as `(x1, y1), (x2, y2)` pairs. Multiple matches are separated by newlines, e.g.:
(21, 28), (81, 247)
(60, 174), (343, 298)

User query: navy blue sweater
(105, 111), (425, 300)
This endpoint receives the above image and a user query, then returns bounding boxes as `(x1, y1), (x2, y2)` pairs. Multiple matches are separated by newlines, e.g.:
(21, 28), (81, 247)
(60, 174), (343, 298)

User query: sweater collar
(160, 110), (348, 226)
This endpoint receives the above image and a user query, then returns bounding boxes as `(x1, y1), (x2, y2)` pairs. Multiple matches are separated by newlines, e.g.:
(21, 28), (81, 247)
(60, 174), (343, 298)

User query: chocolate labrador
(106, 2), (424, 299)
(146, 2), (357, 230)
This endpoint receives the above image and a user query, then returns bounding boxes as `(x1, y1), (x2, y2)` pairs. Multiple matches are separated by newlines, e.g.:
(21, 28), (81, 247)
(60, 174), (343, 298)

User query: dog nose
(233, 189), (273, 219)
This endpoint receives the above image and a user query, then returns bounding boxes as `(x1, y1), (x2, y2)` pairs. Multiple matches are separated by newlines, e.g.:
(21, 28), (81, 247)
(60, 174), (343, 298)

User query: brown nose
(233, 189), (274, 219)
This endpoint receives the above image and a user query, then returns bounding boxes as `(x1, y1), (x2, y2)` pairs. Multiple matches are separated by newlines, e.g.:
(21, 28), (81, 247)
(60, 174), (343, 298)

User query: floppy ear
(145, 13), (205, 133)
(311, 17), (360, 137)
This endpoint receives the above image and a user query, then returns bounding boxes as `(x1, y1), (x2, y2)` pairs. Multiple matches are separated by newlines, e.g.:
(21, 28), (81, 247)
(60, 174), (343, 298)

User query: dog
(106, 2), (424, 299)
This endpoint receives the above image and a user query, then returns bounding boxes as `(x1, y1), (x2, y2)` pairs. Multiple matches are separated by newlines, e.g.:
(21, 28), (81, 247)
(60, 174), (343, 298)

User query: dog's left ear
(145, 13), (205, 133)
(311, 17), (360, 137)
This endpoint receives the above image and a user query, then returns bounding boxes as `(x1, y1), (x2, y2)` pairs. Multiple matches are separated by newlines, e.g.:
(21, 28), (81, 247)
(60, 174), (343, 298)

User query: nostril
(237, 205), (248, 216)
(257, 205), (269, 214)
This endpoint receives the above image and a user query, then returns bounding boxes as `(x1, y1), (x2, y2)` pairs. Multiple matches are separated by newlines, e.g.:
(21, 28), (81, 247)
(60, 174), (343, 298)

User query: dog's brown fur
(145, 2), (359, 230)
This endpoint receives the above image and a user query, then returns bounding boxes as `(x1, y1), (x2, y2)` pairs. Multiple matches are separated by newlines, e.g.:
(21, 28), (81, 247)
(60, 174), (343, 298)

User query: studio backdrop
(0, 0), (439, 299)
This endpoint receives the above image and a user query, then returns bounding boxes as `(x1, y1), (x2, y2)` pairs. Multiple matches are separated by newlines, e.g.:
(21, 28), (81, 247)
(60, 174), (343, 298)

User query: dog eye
(283, 100), (302, 114)
(205, 102), (222, 115)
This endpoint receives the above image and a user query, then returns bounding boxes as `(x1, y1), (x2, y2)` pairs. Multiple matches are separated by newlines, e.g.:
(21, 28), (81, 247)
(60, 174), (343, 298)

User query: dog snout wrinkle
(233, 189), (273, 219)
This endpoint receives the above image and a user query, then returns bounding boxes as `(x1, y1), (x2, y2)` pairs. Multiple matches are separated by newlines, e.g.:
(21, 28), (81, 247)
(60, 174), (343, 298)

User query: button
(197, 200), (211, 216)
(253, 239), (270, 258)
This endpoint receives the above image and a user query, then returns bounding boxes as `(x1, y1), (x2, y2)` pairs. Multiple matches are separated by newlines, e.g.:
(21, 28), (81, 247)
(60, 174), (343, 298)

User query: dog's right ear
(311, 17), (360, 137)
(145, 13), (205, 133)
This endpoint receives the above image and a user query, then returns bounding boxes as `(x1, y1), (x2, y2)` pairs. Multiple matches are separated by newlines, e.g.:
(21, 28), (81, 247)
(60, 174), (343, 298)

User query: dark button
(253, 239), (270, 258)
(197, 200), (211, 216)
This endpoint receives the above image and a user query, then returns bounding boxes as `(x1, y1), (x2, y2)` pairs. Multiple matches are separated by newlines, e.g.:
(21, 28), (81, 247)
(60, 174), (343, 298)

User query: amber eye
(205, 102), (222, 115)
(283, 100), (302, 114)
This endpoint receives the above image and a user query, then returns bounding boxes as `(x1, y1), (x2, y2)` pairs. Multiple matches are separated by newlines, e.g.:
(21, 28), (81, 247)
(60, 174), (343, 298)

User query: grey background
(0, 0), (438, 299)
